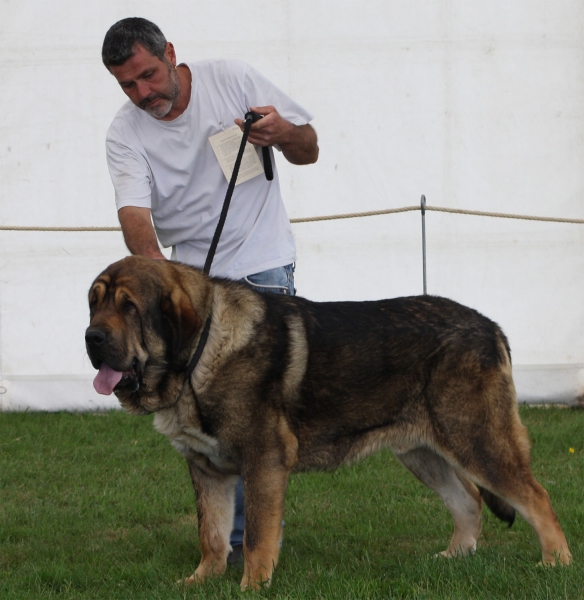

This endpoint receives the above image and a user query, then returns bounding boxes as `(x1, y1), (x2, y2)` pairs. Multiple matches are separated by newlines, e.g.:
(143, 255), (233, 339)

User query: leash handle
(246, 111), (274, 181)
(261, 146), (273, 181)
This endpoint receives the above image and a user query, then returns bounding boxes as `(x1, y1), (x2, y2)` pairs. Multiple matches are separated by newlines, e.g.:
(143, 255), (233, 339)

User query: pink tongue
(93, 363), (124, 395)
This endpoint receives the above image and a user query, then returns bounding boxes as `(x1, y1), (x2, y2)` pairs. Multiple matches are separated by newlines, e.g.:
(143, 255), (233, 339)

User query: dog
(85, 256), (571, 590)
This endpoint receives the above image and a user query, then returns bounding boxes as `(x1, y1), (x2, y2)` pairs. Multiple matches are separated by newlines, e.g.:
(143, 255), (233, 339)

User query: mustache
(139, 93), (171, 110)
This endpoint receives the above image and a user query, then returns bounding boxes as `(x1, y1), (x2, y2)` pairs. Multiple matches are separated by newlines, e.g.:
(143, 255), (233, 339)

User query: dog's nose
(85, 327), (106, 347)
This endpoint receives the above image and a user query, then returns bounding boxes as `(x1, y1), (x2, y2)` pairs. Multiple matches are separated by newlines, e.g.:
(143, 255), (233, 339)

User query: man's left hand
(234, 105), (291, 147)
(234, 105), (319, 166)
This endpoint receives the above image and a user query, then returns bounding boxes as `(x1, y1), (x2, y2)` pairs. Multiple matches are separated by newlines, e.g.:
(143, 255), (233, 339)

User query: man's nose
(135, 80), (152, 100)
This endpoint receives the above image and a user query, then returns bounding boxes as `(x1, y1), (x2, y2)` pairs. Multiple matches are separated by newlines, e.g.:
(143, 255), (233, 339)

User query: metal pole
(421, 195), (427, 295)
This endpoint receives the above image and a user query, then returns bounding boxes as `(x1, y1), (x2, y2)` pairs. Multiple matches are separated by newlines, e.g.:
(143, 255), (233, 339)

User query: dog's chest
(153, 408), (234, 470)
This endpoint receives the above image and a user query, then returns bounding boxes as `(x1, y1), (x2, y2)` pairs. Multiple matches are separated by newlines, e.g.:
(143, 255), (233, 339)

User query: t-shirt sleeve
(241, 63), (314, 127)
(105, 119), (153, 211)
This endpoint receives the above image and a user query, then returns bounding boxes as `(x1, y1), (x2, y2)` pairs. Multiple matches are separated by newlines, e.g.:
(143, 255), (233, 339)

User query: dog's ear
(160, 288), (201, 356)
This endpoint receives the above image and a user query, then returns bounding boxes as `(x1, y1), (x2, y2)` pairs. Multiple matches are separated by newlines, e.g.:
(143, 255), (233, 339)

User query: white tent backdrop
(1, 1), (583, 410)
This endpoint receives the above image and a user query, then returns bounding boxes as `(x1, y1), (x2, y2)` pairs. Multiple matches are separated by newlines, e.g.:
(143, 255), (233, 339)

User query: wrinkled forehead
(89, 275), (109, 303)
(89, 272), (146, 304)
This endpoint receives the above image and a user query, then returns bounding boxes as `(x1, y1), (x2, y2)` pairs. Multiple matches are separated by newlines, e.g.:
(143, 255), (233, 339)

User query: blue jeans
(230, 264), (295, 547)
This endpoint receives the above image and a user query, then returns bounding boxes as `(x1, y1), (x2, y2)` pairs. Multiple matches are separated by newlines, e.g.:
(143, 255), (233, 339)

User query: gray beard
(140, 64), (180, 119)
(144, 97), (174, 119)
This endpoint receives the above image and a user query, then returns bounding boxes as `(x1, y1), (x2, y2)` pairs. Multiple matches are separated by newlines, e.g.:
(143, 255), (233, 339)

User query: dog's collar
(185, 314), (212, 381)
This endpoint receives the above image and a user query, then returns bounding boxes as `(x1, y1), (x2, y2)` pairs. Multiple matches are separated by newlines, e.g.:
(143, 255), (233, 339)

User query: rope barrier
(1, 204), (583, 231)
(290, 206), (420, 223)
(0, 226), (122, 231)
(290, 205), (584, 225)
(424, 206), (584, 224)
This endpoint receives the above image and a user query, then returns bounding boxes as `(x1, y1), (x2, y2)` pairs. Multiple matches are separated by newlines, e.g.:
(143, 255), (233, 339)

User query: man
(101, 17), (318, 563)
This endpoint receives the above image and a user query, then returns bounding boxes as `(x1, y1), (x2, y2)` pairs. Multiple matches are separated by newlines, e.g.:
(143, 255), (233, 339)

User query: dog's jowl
(86, 256), (572, 590)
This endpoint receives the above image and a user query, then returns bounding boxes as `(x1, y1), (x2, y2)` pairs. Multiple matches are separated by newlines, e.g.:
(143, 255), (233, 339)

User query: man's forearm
(278, 123), (319, 165)
(118, 206), (166, 260)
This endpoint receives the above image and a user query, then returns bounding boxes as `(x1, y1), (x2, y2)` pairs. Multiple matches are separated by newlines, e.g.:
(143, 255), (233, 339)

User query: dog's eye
(123, 300), (137, 314)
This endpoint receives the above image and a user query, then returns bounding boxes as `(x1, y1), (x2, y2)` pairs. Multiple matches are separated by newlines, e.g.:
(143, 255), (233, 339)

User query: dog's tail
(479, 487), (516, 527)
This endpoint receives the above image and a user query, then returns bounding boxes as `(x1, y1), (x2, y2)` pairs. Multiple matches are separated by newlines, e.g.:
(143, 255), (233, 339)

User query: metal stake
(421, 195), (427, 295)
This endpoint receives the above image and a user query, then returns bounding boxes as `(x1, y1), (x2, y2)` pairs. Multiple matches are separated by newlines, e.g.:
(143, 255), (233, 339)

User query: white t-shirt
(106, 59), (314, 279)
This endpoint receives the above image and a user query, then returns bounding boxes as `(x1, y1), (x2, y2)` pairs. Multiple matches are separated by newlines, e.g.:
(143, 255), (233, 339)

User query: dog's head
(85, 256), (210, 415)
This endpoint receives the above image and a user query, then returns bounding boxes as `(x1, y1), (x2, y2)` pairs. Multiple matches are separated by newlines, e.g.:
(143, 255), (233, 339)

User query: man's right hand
(118, 206), (166, 260)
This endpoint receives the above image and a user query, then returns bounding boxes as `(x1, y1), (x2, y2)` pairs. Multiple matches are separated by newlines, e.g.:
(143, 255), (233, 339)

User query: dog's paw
(177, 574), (198, 587)
(240, 576), (271, 592)
(178, 560), (228, 587)
(435, 543), (476, 559)
(538, 550), (572, 567)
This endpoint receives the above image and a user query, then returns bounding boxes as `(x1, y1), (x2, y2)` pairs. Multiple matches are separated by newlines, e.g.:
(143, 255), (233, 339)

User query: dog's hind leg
(184, 458), (238, 584)
(505, 476), (572, 566)
(450, 412), (572, 566)
(395, 447), (483, 557)
(443, 394), (572, 565)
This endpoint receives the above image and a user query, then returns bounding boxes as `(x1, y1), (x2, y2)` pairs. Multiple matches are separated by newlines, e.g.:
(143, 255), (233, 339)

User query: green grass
(1, 406), (584, 599)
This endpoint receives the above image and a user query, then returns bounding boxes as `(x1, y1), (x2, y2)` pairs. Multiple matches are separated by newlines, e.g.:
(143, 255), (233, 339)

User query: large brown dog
(85, 256), (571, 590)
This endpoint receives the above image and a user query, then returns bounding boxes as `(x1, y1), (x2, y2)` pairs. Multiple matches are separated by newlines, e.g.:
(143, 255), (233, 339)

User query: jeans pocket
(243, 264), (294, 295)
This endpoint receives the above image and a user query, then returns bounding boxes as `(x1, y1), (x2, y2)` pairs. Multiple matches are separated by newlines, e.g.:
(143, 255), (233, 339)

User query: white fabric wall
(1, 1), (583, 410)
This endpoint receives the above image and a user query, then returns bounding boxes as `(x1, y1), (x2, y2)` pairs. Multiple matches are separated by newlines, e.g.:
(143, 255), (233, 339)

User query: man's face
(109, 43), (179, 119)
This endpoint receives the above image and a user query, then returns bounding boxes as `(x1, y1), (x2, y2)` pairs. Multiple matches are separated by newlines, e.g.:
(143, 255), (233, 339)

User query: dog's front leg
(240, 464), (290, 591)
(184, 457), (238, 585)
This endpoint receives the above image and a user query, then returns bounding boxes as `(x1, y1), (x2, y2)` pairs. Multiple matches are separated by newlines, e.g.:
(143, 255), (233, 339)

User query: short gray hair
(102, 18), (167, 69)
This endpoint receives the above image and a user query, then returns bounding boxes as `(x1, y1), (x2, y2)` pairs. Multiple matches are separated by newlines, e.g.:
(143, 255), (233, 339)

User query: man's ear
(160, 288), (201, 355)
(164, 42), (177, 66)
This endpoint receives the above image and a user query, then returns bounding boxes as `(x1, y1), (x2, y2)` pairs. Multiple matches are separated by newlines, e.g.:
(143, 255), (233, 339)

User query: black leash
(204, 111), (273, 274)
(184, 111), (272, 381)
